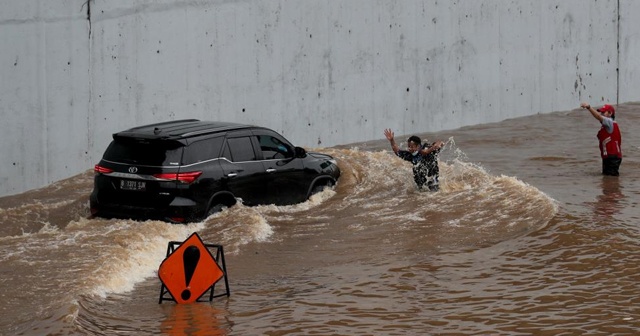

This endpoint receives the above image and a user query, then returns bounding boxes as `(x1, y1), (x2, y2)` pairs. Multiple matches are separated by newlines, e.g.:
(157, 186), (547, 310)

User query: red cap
(597, 104), (615, 115)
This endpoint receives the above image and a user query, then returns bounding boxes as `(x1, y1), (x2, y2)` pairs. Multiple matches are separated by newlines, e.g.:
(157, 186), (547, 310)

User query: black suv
(90, 119), (340, 223)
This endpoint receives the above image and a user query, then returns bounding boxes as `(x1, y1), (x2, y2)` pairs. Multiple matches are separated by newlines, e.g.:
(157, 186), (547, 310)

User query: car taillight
(94, 164), (113, 174)
(154, 171), (202, 184)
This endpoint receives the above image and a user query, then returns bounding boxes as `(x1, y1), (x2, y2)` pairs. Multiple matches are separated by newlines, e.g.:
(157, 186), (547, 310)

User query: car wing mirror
(294, 146), (307, 158)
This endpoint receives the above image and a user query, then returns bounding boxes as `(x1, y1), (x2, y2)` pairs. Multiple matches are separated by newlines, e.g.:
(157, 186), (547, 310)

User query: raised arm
(420, 140), (444, 155)
(384, 128), (400, 154)
(580, 102), (604, 123)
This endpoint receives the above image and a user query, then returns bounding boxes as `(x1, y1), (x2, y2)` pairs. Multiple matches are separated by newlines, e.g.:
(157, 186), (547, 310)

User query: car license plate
(120, 180), (146, 191)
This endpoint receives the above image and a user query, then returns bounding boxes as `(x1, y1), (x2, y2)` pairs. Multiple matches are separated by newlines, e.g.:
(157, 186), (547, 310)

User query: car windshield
(103, 139), (183, 166)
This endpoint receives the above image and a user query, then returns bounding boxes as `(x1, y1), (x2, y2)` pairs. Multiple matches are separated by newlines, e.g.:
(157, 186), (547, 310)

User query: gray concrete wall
(1, 0), (638, 197)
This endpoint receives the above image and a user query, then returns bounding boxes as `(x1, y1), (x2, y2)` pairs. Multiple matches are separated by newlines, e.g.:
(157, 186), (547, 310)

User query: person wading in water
(384, 128), (444, 191)
(580, 102), (622, 176)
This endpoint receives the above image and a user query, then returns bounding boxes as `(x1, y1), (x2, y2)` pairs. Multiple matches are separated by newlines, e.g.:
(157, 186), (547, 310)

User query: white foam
(78, 219), (205, 297)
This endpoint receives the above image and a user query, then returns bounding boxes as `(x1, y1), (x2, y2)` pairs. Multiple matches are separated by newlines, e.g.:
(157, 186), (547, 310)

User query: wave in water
(0, 144), (558, 334)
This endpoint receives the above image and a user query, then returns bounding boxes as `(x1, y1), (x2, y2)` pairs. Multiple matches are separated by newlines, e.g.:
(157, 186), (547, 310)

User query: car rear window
(103, 139), (183, 166)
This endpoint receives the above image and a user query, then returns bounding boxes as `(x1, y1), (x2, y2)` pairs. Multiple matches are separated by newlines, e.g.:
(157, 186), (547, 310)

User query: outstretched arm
(384, 128), (400, 154)
(580, 102), (604, 123)
(420, 140), (444, 155)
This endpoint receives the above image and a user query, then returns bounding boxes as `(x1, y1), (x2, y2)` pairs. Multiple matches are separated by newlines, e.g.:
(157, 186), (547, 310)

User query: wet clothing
(602, 156), (622, 176)
(396, 143), (440, 191)
(597, 117), (622, 176)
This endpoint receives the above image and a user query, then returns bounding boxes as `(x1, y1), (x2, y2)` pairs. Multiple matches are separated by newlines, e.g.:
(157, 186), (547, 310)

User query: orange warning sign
(158, 232), (224, 304)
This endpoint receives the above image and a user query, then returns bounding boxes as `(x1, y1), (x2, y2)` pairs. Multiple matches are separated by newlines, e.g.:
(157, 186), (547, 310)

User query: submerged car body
(89, 119), (340, 223)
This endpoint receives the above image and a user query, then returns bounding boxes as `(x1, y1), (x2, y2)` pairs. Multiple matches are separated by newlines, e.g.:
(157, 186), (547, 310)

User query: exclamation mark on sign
(181, 245), (200, 301)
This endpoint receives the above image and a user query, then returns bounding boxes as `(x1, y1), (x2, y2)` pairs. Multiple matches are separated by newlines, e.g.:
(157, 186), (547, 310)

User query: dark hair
(408, 135), (421, 145)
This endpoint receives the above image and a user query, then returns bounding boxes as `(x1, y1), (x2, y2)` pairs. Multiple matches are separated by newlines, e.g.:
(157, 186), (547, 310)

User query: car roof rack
(113, 119), (253, 140)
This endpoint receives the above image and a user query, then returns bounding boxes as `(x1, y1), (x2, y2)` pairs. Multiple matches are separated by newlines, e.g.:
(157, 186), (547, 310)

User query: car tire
(206, 204), (227, 217)
(311, 185), (325, 196)
(310, 181), (334, 198)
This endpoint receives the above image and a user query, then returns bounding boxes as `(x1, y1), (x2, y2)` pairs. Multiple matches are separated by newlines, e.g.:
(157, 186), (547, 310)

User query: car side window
(183, 137), (224, 164)
(221, 142), (232, 161)
(226, 137), (257, 162)
(256, 134), (293, 160)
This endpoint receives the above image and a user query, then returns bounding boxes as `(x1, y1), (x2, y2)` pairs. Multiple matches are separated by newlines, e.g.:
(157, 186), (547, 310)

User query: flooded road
(1, 103), (640, 335)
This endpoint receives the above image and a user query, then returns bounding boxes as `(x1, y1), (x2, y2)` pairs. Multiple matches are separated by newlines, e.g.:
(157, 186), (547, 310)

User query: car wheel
(206, 204), (227, 217)
(310, 181), (334, 198)
(311, 185), (325, 195)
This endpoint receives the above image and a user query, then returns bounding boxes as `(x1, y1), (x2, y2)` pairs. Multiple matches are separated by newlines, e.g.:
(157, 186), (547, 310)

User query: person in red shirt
(580, 102), (622, 176)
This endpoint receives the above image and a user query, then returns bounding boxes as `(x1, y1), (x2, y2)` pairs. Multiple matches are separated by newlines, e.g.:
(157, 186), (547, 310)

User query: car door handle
(226, 173), (237, 177)
(266, 168), (276, 173)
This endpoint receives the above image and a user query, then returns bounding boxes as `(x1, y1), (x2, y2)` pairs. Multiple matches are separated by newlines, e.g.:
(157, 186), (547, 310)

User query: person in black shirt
(384, 128), (444, 191)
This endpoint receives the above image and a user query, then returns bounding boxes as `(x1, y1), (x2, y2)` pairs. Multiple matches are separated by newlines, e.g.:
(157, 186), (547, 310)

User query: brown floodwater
(1, 103), (639, 335)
